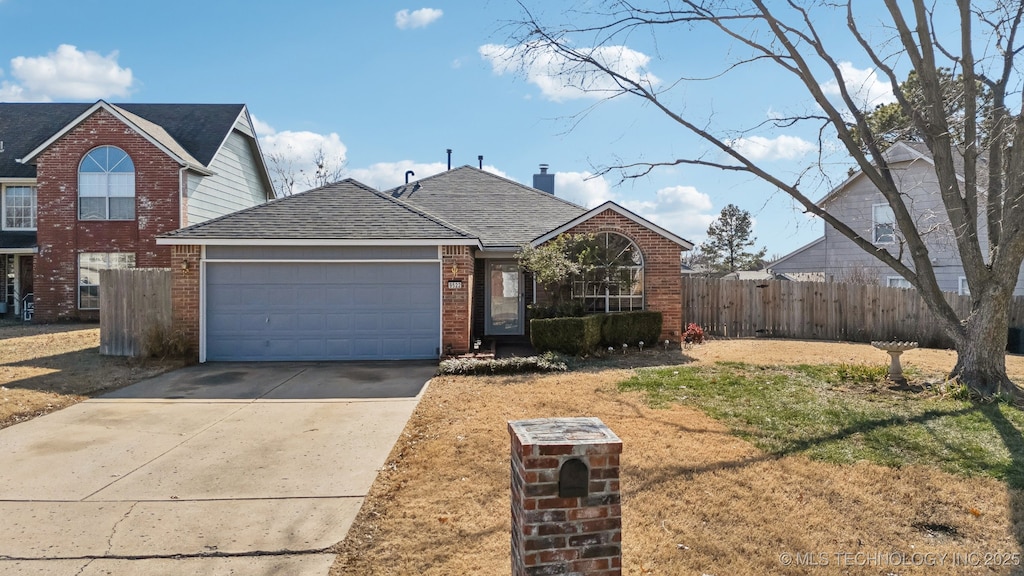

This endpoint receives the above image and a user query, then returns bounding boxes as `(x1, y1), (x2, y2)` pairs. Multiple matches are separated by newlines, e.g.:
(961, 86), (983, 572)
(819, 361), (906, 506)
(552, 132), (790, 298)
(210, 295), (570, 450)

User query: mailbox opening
(558, 458), (589, 498)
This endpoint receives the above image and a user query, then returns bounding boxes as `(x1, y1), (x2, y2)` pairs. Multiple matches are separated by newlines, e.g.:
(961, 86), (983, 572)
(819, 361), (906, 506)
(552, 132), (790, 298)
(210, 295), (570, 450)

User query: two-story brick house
(0, 100), (274, 321)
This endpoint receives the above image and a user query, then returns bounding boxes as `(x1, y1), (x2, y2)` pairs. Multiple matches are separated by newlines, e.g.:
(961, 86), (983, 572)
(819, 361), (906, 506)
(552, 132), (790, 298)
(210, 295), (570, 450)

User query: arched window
(571, 232), (644, 312)
(79, 146), (135, 220)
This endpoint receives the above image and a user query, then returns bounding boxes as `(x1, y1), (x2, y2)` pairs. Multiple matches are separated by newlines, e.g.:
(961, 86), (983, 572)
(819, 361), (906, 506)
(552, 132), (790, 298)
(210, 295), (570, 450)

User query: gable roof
(532, 201), (694, 249)
(0, 101), (251, 178)
(159, 179), (479, 245)
(387, 166), (588, 249)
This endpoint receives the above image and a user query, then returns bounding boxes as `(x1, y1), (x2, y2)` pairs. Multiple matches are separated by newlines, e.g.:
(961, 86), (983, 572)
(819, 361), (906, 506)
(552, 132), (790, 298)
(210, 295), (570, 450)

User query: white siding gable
(186, 121), (270, 225)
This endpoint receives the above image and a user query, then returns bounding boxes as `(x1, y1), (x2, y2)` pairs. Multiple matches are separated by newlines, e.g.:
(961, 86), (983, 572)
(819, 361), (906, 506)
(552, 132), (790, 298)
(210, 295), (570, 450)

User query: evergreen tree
(700, 204), (767, 273)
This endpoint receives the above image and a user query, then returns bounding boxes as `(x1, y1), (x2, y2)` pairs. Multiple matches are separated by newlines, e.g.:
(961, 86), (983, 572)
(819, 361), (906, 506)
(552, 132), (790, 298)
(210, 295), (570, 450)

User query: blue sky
(0, 0), (922, 257)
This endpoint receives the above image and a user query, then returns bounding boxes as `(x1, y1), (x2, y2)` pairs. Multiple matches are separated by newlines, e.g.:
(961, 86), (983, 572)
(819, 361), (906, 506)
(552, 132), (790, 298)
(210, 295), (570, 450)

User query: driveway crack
(105, 501), (138, 555)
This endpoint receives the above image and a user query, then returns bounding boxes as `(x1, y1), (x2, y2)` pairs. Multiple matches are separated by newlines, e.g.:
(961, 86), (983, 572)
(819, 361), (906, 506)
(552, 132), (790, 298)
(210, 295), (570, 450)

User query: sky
(0, 0), (938, 258)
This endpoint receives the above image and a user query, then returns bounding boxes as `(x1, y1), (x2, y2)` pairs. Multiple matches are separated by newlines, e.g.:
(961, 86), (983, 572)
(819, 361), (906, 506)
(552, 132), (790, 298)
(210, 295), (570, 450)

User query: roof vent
(478, 155), (483, 169)
(533, 163), (554, 194)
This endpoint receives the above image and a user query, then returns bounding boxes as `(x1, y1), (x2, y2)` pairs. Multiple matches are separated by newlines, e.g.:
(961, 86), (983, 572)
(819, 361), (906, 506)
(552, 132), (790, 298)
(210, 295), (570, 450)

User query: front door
(485, 261), (523, 335)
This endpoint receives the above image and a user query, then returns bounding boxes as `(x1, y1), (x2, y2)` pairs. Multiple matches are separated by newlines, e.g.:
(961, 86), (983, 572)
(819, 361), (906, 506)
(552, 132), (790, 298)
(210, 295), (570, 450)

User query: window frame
(78, 145), (136, 221)
(872, 203), (896, 244)
(78, 252), (136, 310)
(886, 276), (912, 289)
(2, 184), (37, 231)
(959, 276), (970, 296)
(569, 231), (645, 313)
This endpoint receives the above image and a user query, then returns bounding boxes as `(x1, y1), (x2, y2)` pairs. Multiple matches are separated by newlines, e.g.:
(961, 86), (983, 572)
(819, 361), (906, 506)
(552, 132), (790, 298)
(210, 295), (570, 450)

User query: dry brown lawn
(0, 322), (186, 429)
(332, 339), (1024, 575)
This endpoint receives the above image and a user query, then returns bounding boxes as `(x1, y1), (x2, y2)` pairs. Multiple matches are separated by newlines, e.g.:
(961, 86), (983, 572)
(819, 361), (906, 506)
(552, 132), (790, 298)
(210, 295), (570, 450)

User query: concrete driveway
(0, 361), (434, 576)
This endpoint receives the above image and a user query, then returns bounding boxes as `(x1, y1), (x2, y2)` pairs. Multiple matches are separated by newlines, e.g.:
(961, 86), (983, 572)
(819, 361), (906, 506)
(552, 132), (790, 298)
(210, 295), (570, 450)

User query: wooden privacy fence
(681, 277), (1024, 348)
(100, 268), (172, 357)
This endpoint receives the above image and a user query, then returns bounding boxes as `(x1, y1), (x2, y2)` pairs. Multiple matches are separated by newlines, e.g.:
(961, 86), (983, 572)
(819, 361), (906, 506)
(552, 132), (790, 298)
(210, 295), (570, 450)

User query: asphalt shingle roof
(386, 166), (587, 248)
(162, 179), (476, 241)
(0, 102), (245, 178)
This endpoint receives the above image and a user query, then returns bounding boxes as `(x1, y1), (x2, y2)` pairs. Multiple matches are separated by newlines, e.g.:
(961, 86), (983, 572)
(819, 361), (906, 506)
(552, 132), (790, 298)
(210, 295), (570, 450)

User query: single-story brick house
(158, 166), (692, 362)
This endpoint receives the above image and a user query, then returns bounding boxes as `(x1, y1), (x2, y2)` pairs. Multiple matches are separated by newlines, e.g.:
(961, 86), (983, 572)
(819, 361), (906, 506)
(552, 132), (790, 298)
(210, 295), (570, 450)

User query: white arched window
(79, 146), (135, 220)
(571, 232), (644, 312)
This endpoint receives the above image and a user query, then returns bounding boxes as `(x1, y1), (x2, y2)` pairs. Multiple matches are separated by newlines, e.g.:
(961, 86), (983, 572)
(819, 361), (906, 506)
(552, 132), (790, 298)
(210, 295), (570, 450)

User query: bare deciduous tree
(504, 1), (1024, 398)
(267, 144), (347, 197)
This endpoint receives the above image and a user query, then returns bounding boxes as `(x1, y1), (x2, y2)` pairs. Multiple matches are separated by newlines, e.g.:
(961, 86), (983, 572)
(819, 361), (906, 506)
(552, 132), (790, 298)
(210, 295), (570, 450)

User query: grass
(620, 361), (1024, 487)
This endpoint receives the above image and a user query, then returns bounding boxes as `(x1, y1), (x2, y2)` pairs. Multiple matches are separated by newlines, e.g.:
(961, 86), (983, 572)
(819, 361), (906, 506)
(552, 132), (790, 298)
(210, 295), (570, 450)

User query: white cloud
(728, 135), (816, 161)
(256, 118), (348, 194)
(479, 42), (659, 102)
(553, 171), (616, 207)
(0, 44), (133, 102)
(395, 8), (443, 30)
(350, 162), (509, 190)
(820, 61), (896, 110)
(621, 185), (715, 243)
(553, 172), (712, 242)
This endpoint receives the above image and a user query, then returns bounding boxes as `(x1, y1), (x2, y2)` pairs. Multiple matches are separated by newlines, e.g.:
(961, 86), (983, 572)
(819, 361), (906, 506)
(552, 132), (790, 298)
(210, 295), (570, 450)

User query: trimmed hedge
(530, 315), (604, 355)
(601, 311), (662, 347)
(530, 311), (663, 355)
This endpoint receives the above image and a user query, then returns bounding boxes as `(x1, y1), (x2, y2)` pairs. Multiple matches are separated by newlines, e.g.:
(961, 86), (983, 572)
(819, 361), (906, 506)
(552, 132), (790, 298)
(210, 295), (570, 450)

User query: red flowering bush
(684, 323), (704, 346)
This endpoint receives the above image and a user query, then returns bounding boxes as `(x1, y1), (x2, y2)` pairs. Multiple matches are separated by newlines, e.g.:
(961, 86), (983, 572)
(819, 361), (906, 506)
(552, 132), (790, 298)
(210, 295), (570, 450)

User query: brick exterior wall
(33, 108), (182, 321)
(540, 210), (684, 340)
(442, 245), (475, 355)
(509, 418), (623, 576)
(171, 245), (201, 358)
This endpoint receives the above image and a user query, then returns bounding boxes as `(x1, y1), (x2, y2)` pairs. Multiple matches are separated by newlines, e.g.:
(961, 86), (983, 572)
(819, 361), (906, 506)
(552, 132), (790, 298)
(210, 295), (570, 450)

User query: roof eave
(156, 237), (482, 248)
(531, 201), (694, 249)
(16, 100), (195, 171)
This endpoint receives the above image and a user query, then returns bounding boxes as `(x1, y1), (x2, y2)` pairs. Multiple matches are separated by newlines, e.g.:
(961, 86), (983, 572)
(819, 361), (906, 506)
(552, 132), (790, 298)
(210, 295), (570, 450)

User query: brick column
(442, 245), (474, 355)
(509, 417), (622, 576)
(171, 245), (201, 360)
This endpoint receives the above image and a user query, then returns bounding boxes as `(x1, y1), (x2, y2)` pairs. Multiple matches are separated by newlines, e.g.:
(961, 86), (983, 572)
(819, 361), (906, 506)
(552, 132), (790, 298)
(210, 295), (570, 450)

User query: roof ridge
(388, 165), (586, 210)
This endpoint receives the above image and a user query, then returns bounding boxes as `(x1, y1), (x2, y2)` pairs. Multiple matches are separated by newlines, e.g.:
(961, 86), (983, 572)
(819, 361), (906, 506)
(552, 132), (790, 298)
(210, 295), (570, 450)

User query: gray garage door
(205, 261), (440, 361)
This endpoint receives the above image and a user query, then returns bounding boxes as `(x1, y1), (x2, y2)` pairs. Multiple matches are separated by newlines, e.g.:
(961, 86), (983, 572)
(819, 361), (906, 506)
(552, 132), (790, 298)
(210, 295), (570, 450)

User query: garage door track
(0, 361), (433, 576)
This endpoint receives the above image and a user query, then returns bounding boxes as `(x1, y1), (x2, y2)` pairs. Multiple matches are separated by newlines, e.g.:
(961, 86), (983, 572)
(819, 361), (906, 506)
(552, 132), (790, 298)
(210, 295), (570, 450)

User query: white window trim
(959, 276), (970, 296)
(872, 203), (896, 245)
(569, 232), (646, 313)
(78, 146), (136, 221)
(78, 252), (136, 310)
(1, 183), (38, 231)
(886, 276), (912, 289)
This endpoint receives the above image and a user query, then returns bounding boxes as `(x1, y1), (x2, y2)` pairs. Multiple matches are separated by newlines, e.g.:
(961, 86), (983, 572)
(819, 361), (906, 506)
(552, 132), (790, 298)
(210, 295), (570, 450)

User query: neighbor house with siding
(768, 141), (1024, 295)
(0, 100), (273, 321)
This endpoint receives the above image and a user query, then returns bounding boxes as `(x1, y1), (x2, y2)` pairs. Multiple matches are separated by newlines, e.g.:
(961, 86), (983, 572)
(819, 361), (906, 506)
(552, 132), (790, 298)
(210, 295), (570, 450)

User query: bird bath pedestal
(871, 341), (919, 385)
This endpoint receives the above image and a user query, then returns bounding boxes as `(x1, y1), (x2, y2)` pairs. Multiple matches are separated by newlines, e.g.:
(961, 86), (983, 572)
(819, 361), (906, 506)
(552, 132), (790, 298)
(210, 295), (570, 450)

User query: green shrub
(438, 352), (568, 375)
(530, 315), (603, 355)
(600, 311), (662, 347)
(527, 301), (587, 319)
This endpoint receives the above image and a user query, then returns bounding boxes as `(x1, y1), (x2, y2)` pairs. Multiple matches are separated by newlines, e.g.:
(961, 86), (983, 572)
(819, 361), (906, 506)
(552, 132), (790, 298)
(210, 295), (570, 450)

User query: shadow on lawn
(979, 405), (1024, 571)
(1, 346), (183, 396)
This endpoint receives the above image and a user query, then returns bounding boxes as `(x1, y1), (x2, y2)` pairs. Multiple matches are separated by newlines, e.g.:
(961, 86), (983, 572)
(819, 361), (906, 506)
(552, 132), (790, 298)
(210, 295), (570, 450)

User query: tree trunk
(950, 287), (1022, 400)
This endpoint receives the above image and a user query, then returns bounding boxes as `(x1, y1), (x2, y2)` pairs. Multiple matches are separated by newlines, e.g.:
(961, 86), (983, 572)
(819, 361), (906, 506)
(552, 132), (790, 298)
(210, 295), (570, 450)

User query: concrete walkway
(0, 361), (434, 576)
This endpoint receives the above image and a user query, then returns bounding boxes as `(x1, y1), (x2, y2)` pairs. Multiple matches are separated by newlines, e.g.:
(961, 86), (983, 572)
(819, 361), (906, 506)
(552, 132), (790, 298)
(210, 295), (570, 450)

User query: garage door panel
(206, 262), (440, 361)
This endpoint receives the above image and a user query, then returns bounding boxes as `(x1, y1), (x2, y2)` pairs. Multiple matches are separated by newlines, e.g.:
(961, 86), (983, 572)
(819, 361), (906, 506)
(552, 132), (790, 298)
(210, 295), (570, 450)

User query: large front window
(78, 252), (135, 310)
(3, 185), (36, 230)
(79, 146), (135, 220)
(571, 232), (644, 312)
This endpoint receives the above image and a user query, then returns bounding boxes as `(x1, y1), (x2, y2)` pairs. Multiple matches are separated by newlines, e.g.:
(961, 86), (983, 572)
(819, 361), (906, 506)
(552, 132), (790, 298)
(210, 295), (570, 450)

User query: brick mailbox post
(509, 417), (622, 576)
